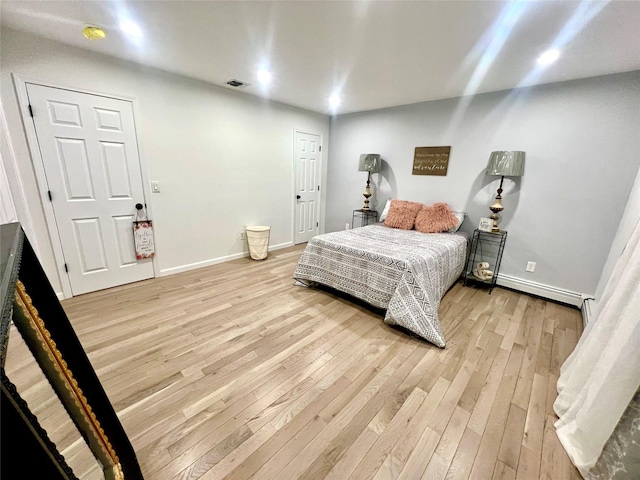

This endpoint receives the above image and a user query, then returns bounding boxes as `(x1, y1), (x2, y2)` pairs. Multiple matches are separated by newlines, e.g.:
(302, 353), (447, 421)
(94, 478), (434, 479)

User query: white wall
(1, 98), (40, 253)
(327, 72), (640, 297)
(0, 149), (18, 225)
(1, 28), (329, 295)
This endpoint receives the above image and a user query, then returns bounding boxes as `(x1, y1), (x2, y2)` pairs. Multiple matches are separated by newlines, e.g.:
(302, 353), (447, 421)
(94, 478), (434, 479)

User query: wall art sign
(133, 221), (155, 259)
(133, 206), (155, 259)
(412, 146), (451, 176)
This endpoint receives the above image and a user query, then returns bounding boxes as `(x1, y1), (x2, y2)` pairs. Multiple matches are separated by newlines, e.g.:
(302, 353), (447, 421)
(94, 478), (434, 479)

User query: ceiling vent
(226, 79), (250, 88)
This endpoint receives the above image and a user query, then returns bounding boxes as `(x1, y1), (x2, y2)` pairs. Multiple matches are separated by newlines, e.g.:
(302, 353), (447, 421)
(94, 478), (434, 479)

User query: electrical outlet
(240, 231), (246, 241)
(345, 223), (350, 230)
(526, 261), (536, 273)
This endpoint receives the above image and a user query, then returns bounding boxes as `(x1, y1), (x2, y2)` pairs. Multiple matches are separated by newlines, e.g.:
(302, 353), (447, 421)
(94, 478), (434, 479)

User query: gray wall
(326, 72), (640, 295)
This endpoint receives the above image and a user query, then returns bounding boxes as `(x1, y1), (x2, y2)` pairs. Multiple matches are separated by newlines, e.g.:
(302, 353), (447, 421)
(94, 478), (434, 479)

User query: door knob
(296, 195), (301, 200)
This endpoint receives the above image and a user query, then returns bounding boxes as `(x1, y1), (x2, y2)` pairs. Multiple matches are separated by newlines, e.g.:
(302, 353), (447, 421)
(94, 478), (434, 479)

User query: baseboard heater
(496, 274), (583, 308)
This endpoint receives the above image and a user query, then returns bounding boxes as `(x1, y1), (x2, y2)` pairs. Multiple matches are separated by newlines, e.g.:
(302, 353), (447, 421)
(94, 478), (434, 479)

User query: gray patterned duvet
(293, 224), (468, 347)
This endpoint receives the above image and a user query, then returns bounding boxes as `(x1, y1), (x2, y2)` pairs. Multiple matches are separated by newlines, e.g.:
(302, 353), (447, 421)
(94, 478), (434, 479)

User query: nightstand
(352, 209), (379, 228)
(462, 229), (507, 293)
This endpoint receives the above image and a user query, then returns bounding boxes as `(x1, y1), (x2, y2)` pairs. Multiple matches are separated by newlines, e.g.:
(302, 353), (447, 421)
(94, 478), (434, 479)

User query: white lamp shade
(486, 151), (525, 176)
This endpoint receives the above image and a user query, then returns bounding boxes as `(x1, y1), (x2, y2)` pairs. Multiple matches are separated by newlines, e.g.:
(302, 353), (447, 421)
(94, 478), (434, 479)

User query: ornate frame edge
(13, 280), (124, 480)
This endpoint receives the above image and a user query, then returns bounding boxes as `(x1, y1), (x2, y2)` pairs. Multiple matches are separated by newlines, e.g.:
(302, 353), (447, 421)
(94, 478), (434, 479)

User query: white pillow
(379, 199), (392, 222)
(448, 211), (466, 232)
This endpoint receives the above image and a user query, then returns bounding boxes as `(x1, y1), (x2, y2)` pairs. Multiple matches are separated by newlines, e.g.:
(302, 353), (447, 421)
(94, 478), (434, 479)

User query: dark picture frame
(12, 280), (124, 479)
(1, 223), (144, 480)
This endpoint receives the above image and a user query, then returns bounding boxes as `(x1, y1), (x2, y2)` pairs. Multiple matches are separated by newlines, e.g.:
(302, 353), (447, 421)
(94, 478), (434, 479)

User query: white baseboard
(56, 291), (65, 301)
(496, 274), (584, 307)
(158, 242), (294, 277)
(268, 241), (295, 252)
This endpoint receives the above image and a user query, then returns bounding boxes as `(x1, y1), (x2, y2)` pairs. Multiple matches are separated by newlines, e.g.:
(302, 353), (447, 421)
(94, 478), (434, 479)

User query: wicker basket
(246, 226), (270, 260)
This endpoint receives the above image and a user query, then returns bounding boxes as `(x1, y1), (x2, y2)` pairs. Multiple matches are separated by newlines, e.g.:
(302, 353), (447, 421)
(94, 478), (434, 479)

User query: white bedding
(292, 224), (468, 347)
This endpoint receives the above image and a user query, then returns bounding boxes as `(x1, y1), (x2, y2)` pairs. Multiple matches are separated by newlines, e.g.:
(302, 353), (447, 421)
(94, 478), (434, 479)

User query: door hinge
(47, 191), (53, 201)
(28, 104), (34, 117)
(64, 263), (69, 273)
(316, 222), (319, 227)
(319, 146), (322, 152)
(317, 185), (320, 191)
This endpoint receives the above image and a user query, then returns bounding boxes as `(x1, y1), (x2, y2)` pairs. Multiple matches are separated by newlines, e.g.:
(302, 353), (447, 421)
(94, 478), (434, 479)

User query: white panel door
(26, 84), (153, 295)
(294, 131), (321, 244)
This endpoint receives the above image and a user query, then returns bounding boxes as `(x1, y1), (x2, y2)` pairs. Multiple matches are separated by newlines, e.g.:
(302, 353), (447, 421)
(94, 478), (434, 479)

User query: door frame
(12, 74), (157, 299)
(292, 128), (323, 245)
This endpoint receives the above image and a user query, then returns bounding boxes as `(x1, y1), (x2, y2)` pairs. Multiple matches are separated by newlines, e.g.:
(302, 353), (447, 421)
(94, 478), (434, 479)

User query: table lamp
(485, 151), (525, 232)
(358, 154), (381, 210)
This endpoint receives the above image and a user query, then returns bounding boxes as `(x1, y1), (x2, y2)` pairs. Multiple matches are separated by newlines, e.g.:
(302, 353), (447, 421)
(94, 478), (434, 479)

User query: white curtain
(554, 219), (640, 477)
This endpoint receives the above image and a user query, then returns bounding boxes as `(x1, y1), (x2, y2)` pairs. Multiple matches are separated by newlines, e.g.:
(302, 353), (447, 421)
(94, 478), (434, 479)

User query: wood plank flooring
(33, 244), (585, 478)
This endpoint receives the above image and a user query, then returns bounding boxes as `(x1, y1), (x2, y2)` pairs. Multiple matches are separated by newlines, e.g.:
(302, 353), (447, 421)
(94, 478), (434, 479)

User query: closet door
(27, 84), (153, 295)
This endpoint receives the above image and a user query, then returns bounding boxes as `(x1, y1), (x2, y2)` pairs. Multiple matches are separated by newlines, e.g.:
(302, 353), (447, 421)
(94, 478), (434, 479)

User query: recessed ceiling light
(82, 25), (106, 41)
(329, 94), (341, 109)
(120, 21), (142, 37)
(257, 69), (272, 84)
(537, 49), (561, 66)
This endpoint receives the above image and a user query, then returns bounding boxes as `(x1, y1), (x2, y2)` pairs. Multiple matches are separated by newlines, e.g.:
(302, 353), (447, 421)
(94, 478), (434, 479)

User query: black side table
(462, 229), (507, 293)
(352, 209), (378, 228)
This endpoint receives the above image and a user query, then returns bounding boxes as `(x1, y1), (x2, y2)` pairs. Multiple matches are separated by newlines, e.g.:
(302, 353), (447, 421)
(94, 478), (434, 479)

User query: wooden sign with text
(412, 146), (451, 176)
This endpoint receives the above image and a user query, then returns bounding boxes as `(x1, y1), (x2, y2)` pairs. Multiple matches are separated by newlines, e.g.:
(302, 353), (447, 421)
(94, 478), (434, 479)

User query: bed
(293, 224), (468, 347)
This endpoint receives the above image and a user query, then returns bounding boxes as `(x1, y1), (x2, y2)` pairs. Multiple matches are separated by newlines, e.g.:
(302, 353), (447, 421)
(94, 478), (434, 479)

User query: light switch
(151, 181), (160, 193)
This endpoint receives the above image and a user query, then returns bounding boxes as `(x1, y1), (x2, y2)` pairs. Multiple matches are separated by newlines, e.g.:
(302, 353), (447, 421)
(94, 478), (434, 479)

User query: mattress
(293, 224), (468, 347)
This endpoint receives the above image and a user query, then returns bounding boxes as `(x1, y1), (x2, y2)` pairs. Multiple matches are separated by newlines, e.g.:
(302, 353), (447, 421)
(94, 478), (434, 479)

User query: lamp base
(489, 189), (504, 233)
(489, 211), (501, 233)
(362, 172), (372, 210)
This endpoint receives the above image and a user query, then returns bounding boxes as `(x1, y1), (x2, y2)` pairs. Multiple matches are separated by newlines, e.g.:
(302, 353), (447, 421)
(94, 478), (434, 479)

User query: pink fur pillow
(383, 200), (424, 230)
(415, 203), (460, 233)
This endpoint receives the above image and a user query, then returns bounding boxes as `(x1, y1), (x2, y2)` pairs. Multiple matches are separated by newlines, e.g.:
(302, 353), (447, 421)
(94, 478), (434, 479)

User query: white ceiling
(2, 1), (639, 115)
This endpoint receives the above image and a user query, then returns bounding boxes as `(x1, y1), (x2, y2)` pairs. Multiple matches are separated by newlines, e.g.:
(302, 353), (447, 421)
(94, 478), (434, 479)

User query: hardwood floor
(55, 244), (582, 479)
